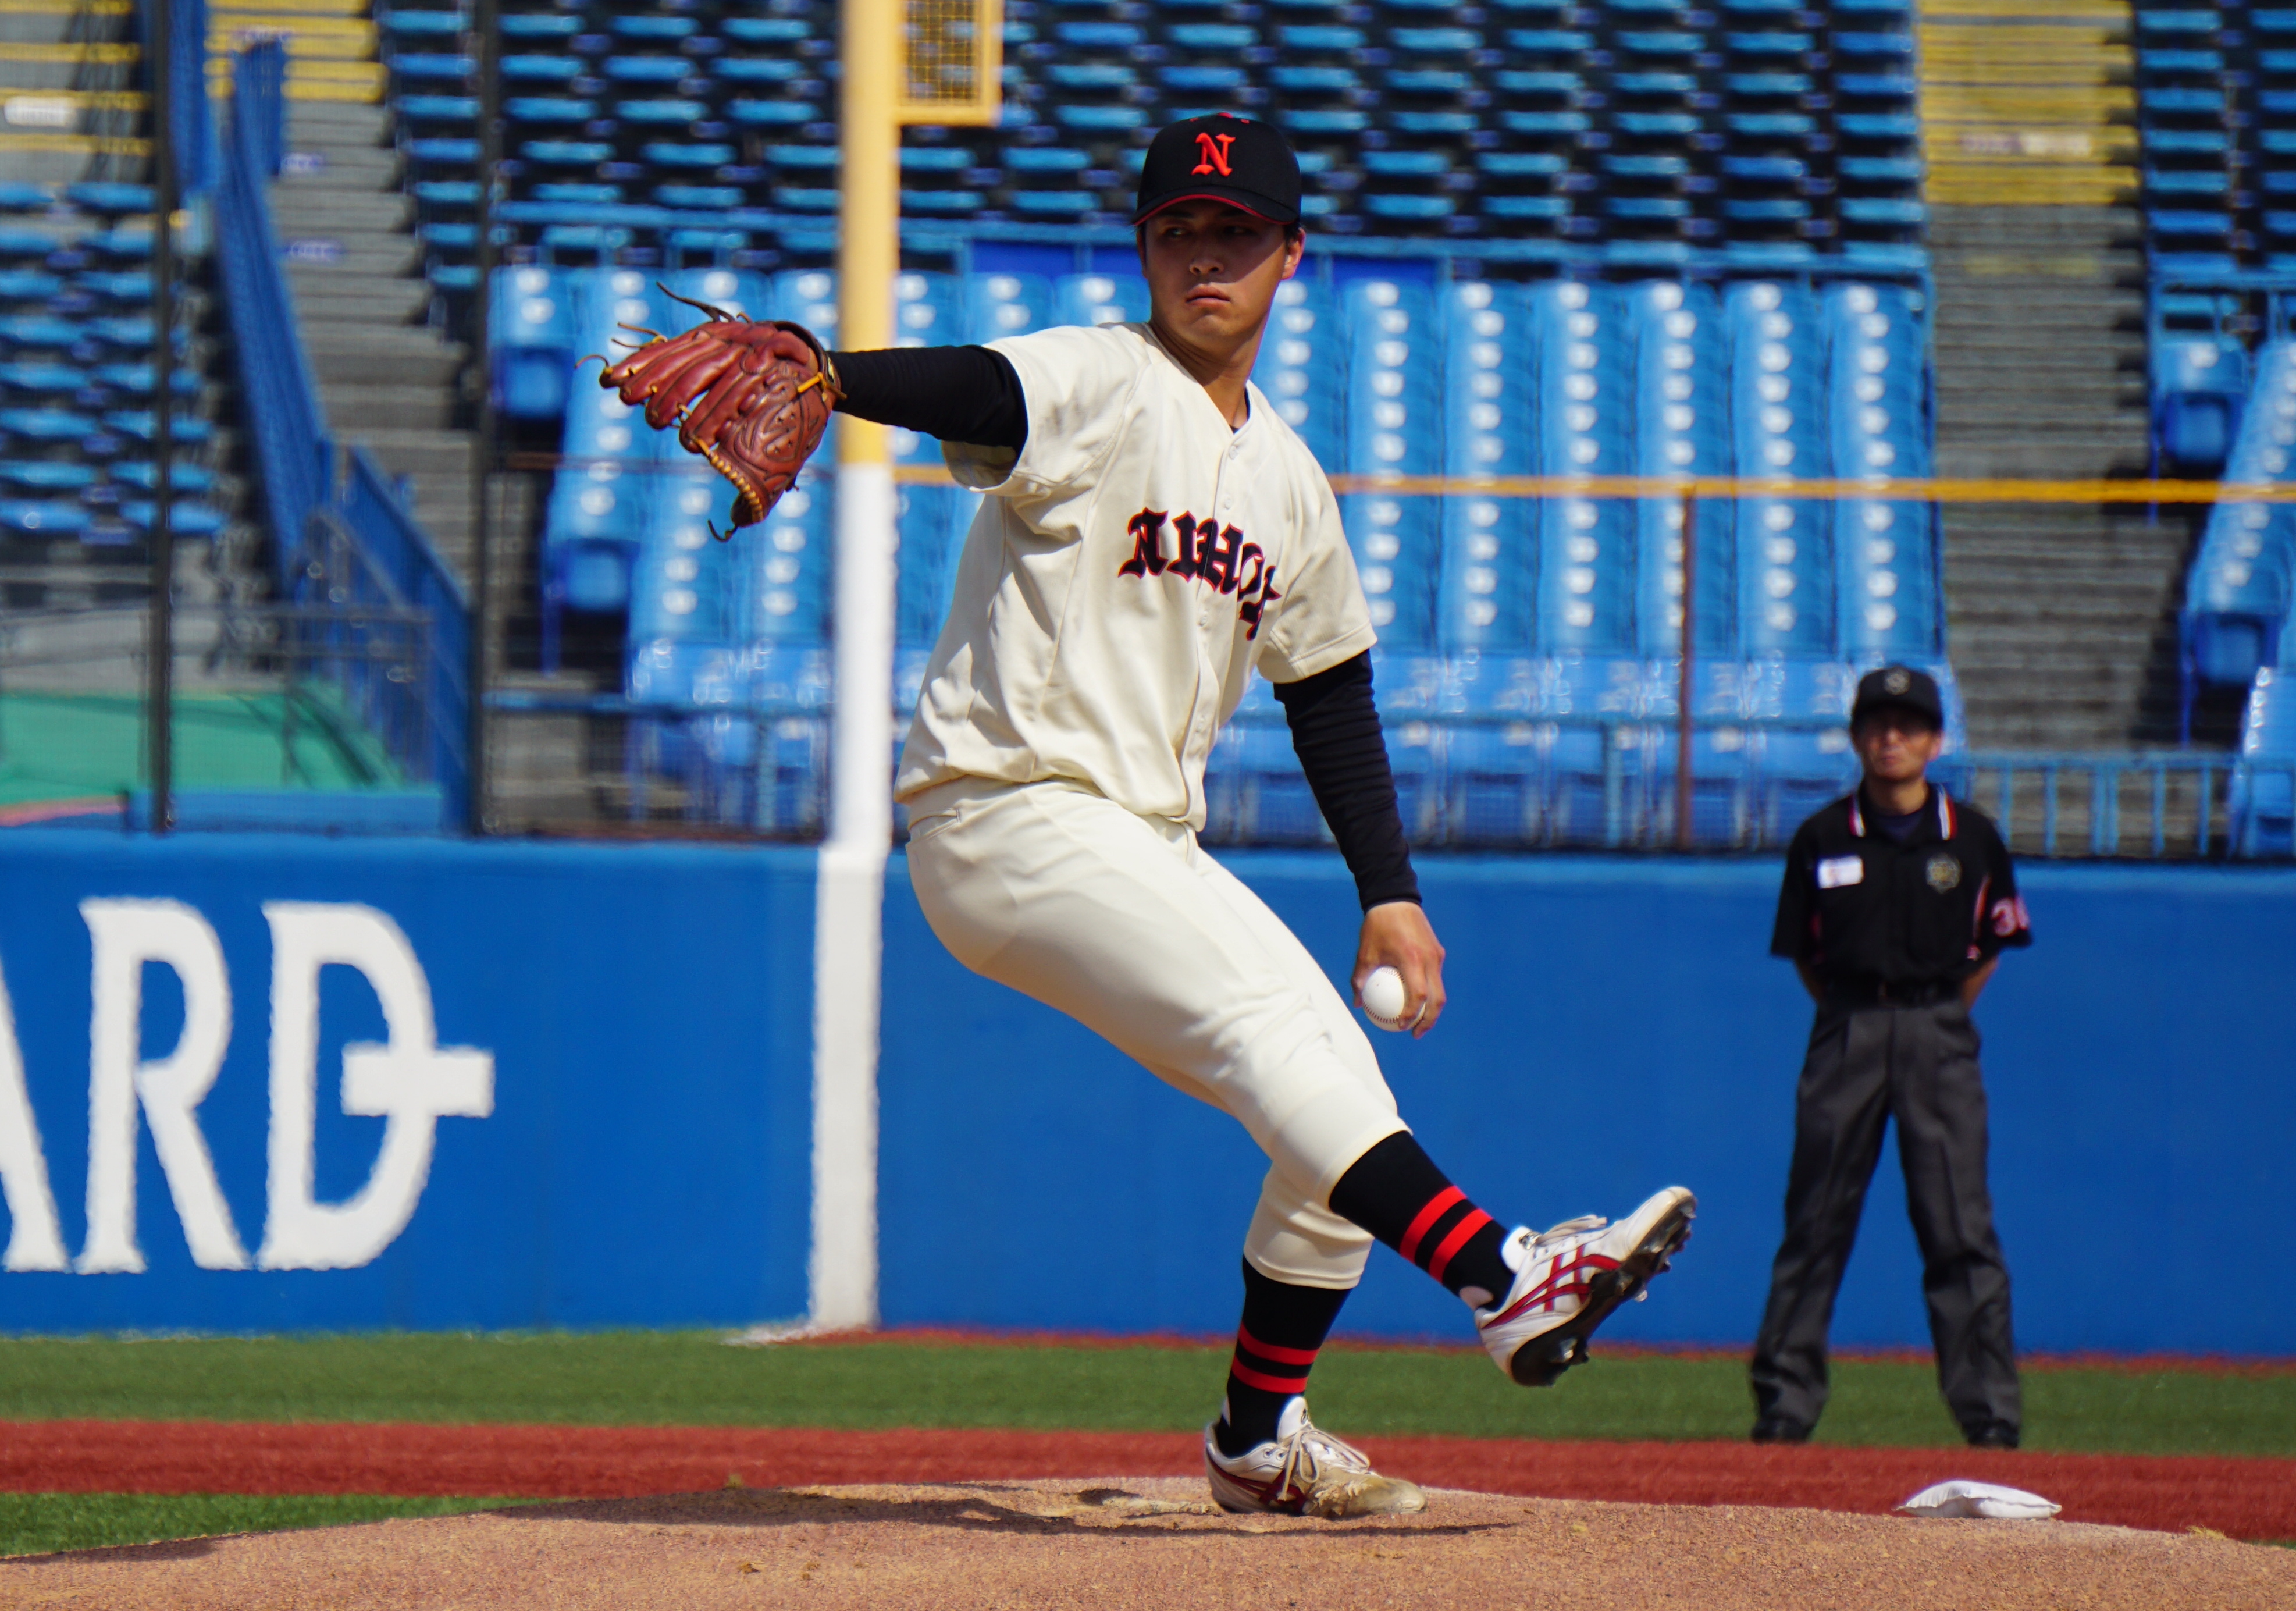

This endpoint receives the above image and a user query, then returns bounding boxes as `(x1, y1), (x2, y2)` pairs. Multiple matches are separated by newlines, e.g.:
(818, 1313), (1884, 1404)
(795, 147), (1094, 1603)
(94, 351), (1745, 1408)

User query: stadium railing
(211, 40), (471, 827)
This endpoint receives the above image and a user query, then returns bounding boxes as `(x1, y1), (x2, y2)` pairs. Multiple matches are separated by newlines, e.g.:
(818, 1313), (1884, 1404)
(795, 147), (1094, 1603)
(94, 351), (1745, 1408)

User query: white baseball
(1361, 966), (1411, 1032)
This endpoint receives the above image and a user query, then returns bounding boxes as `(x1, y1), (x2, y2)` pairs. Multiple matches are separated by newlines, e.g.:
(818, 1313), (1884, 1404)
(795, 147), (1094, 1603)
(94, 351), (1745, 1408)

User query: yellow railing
(880, 467), (2296, 504)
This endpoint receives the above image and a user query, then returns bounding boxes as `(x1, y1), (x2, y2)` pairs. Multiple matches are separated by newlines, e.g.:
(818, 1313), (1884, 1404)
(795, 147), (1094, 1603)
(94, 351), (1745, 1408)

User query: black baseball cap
(1850, 664), (1945, 728)
(1131, 113), (1301, 227)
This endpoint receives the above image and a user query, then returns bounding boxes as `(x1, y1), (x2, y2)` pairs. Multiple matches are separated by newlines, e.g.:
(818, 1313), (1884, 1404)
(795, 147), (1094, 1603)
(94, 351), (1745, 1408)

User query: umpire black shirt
(1771, 785), (2032, 994)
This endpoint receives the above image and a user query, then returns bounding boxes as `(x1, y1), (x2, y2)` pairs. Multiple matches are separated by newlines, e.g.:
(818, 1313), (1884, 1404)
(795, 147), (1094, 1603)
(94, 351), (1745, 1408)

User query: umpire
(1750, 665), (2032, 1449)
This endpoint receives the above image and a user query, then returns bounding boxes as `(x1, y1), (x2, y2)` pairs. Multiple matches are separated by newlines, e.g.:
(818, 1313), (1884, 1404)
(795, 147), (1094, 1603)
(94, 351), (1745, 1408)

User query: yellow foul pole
(838, 0), (897, 464)
(812, 0), (901, 1334)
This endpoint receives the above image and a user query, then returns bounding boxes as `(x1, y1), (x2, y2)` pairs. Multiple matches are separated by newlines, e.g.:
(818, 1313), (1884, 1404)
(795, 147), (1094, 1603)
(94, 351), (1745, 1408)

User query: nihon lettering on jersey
(1117, 507), (1282, 637)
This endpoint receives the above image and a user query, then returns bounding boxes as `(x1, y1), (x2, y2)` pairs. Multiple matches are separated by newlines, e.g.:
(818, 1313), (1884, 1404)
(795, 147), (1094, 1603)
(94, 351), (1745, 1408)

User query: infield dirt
(7, 1478), (2291, 1610)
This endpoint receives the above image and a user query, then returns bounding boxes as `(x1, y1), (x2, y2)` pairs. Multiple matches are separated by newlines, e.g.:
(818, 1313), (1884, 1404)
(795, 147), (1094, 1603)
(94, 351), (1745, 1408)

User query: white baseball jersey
(895, 321), (1377, 827)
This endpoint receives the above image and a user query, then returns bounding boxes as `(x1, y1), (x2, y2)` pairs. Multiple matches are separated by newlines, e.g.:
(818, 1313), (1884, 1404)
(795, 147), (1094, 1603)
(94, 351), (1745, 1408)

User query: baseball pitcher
(603, 114), (1697, 1519)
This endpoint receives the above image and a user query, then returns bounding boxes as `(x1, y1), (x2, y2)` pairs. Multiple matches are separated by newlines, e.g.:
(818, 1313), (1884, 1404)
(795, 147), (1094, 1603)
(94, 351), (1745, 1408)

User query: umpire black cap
(1131, 114), (1302, 226)
(1850, 664), (1945, 729)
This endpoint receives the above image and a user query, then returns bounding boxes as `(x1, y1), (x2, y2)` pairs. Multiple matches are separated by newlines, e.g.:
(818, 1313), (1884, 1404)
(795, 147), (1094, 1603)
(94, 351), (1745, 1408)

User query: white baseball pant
(905, 775), (1409, 1289)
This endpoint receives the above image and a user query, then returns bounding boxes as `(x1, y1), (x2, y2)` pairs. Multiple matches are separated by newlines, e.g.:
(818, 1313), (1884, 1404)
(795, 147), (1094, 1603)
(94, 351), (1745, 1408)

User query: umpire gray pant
(1749, 998), (2021, 1438)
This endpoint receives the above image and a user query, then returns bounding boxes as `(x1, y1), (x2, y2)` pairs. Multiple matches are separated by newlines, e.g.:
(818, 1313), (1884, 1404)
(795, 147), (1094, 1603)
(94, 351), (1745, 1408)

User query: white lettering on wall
(0, 956), (65, 1271)
(257, 902), (493, 1272)
(78, 899), (249, 1273)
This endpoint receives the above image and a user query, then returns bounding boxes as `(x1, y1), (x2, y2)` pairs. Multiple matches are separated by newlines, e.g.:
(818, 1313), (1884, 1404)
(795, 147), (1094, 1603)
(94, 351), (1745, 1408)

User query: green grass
(0, 1494), (525, 1559)
(0, 1334), (2287, 1560)
(0, 1332), (2289, 1459)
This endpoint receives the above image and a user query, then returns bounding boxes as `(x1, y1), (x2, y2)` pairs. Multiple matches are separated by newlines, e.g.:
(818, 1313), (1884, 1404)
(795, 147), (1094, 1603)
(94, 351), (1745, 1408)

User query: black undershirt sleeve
(1272, 651), (1423, 911)
(827, 344), (1028, 452)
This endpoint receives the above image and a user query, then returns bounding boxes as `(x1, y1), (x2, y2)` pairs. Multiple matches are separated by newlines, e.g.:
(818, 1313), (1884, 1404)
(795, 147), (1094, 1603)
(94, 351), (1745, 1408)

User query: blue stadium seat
(889, 270), (971, 653)
(1724, 280), (1834, 657)
(2184, 341), (2296, 688)
(716, 56), (806, 87)
(2153, 335), (2248, 470)
(489, 265), (575, 419)
(1250, 276), (1343, 468)
(1436, 282), (1536, 655)
(108, 460), (213, 492)
(1752, 724), (1859, 840)
(894, 268), (961, 350)
(390, 51), (476, 84)
(611, 13), (696, 40)
(0, 408), (94, 444)
(539, 270), (672, 650)
(665, 265), (767, 320)
(2232, 665), (2296, 855)
(0, 459), (94, 492)
(1341, 276), (1441, 649)
(1204, 720), (1327, 845)
(382, 10), (460, 38)
(964, 271), (1052, 343)
(499, 54), (582, 86)
(773, 268), (841, 342)
(1052, 271), (1148, 328)
(628, 467), (739, 658)
(1441, 720), (1559, 846)
(731, 99), (820, 129)
(1643, 724), (1757, 847)
(0, 498), (88, 535)
(742, 468), (834, 646)
(499, 12), (580, 38)
(1624, 280), (1735, 657)
(1526, 279), (1634, 653)
(1824, 282), (1939, 660)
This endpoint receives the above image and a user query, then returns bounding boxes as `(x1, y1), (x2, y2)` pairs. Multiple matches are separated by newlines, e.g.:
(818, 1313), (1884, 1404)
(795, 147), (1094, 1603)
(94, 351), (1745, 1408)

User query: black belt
(1825, 980), (1960, 1008)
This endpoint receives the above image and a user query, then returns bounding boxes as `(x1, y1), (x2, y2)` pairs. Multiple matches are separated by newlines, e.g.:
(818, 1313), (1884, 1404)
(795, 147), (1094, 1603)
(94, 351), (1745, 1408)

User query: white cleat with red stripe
(1476, 1186), (1697, 1386)
(1203, 1399), (1428, 1519)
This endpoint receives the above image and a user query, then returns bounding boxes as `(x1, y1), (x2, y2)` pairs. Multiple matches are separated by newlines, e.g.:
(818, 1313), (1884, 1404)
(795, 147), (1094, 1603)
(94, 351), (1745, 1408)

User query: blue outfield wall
(0, 831), (2289, 1356)
(0, 833), (815, 1332)
(882, 853), (2296, 1357)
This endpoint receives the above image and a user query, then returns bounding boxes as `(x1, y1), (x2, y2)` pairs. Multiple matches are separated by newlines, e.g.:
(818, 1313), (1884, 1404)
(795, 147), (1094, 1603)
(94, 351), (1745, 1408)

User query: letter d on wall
(258, 903), (493, 1272)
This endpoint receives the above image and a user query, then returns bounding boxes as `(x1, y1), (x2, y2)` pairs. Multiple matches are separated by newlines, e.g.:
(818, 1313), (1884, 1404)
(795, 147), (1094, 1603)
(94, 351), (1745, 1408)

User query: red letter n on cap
(1193, 133), (1236, 176)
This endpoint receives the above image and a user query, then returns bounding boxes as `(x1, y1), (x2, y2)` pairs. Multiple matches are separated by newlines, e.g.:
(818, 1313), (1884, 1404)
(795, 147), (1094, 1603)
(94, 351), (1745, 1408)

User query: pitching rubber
(1508, 1192), (1698, 1387)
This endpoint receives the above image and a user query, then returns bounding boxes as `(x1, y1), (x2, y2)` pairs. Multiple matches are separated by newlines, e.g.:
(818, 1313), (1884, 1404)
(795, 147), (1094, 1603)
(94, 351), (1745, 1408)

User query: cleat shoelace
(1268, 1419), (1375, 1513)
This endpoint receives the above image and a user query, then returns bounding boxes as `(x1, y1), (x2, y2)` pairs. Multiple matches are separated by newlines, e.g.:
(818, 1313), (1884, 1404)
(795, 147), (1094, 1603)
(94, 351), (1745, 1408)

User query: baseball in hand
(1361, 966), (1411, 1032)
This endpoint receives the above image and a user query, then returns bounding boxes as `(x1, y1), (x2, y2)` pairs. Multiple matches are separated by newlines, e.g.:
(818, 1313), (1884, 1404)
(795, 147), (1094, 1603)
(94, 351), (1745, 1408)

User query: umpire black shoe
(1749, 1418), (1810, 1445)
(1966, 1421), (2020, 1450)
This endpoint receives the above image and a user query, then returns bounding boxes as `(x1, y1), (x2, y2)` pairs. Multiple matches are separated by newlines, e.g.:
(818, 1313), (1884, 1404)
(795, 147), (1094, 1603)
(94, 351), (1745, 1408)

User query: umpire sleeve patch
(1817, 855), (1864, 890)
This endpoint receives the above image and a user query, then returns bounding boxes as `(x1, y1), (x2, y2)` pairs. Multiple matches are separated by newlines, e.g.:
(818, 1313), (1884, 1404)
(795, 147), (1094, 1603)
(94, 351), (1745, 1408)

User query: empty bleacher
(331, 0), (1962, 840)
(0, 3), (237, 579)
(372, 0), (1924, 296)
(2183, 334), (2296, 711)
(503, 253), (1946, 844)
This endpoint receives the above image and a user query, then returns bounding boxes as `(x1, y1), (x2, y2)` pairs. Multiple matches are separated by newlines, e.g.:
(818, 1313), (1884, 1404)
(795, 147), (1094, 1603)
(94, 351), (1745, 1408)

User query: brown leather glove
(596, 286), (842, 535)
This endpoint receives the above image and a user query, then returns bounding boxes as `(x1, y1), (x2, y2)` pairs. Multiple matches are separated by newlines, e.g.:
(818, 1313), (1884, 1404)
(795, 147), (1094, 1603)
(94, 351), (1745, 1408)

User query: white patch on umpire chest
(1817, 854), (1864, 889)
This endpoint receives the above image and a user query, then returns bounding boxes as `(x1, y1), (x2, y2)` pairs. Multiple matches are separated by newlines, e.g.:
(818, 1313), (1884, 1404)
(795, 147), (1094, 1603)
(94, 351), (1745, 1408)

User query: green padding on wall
(0, 689), (405, 806)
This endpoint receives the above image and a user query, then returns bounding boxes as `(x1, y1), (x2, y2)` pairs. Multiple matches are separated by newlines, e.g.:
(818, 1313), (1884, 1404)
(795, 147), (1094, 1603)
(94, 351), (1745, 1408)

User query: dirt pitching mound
(8, 1478), (2291, 1610)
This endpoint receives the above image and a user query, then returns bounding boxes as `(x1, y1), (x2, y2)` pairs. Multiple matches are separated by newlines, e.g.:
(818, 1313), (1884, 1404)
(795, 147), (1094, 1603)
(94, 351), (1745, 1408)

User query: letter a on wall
(258, 902), (493, 1272)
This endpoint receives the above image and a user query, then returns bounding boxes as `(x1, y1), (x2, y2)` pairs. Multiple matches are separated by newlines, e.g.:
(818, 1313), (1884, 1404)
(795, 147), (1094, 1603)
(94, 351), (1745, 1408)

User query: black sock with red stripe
(1213, 1260), (1350, 1459)
(1329, 1130), (1515, 1307)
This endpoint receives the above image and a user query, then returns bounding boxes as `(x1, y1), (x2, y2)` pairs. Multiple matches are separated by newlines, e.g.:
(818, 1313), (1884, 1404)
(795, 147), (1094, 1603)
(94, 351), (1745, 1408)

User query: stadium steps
(1918, 2), (2136, 210)
(0, 0), (142, 183)
(276, 96), (480, 583)
(208, 0), (385, 107)
(1929, 192), (2202, 751)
